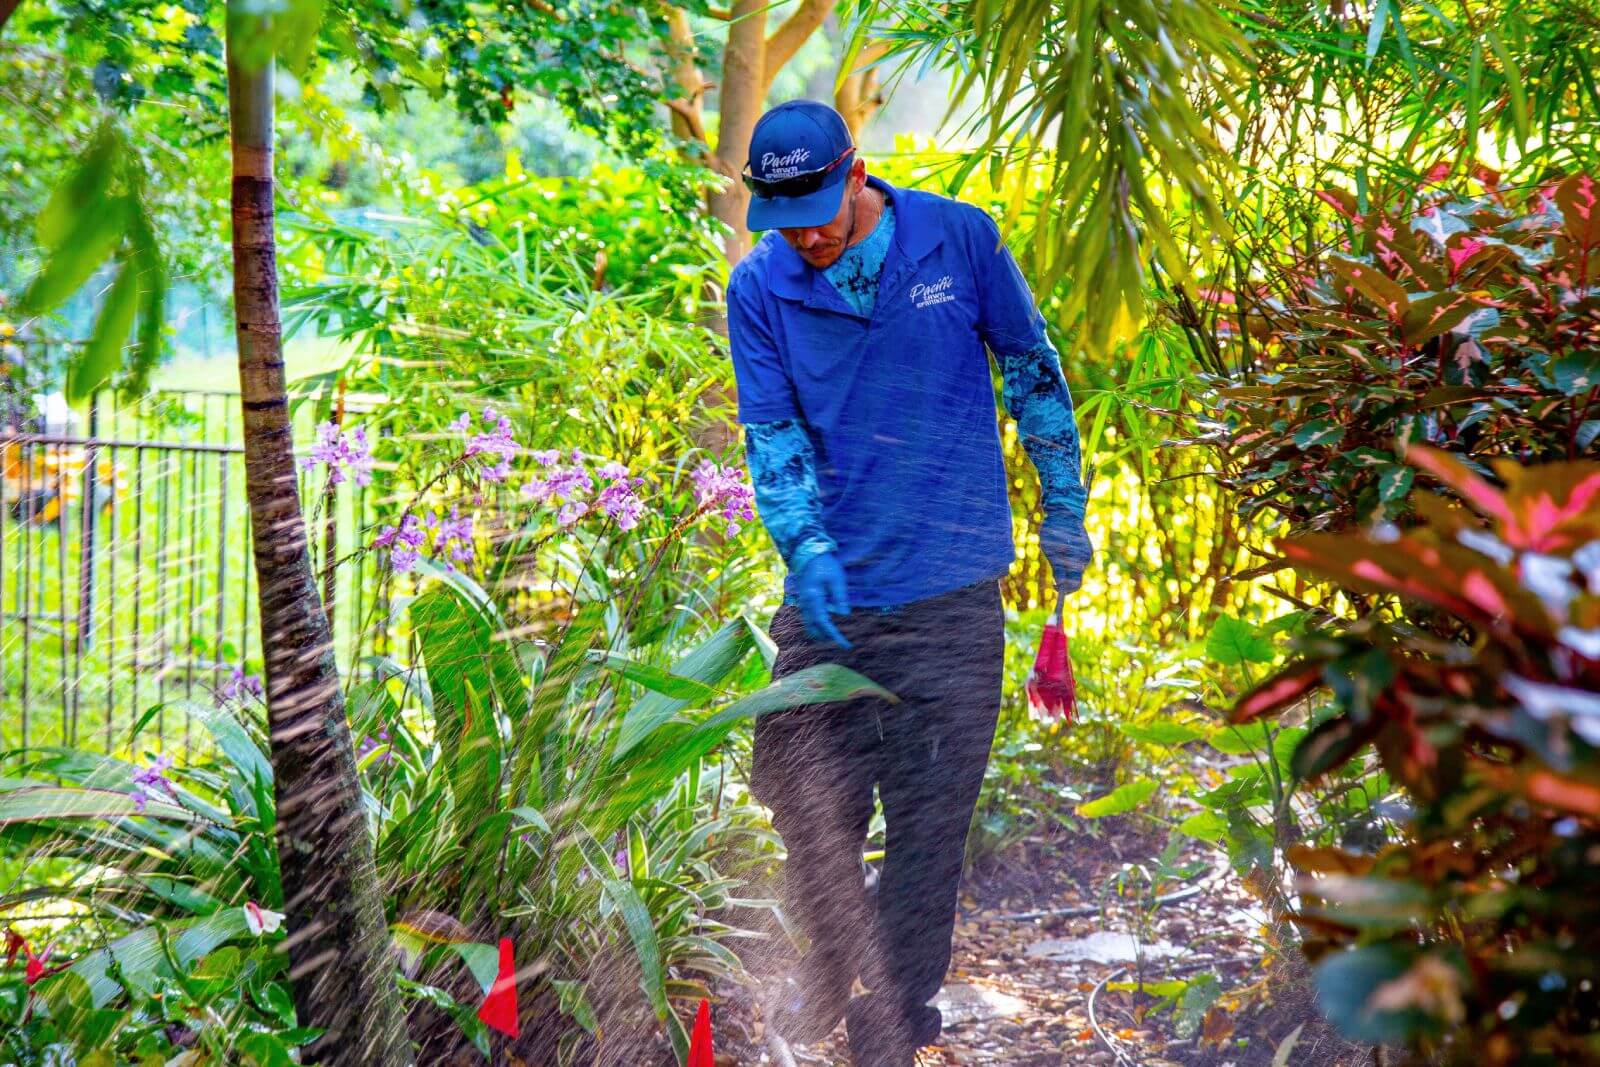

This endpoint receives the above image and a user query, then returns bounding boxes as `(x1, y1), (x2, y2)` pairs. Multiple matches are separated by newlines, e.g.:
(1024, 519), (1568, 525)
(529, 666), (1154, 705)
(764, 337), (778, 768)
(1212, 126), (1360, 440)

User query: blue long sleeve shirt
(730, 176), (1089, 608)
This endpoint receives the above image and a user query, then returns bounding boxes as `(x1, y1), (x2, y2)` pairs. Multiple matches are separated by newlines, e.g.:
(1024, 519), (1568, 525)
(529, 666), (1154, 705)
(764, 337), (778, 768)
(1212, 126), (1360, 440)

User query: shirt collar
(764, 176), (942, 302)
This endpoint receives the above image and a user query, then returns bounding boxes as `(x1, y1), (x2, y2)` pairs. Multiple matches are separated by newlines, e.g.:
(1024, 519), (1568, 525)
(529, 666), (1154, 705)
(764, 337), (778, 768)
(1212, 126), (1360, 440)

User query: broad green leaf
(1314, 944), (1432, 1043)
(0, 786), (195, 826)
(1118, 721), (1205, 746)
(1377, 465), (1415, 505)
(1208, 721), (1275, 755)
(1076, 779), (1158, 818)
(1176, 810), (1227, 843)
(694, 663), (897, 734)
(47, 909), (252, 1008)
(612, 616), (753, 761)
(587, 650), (720, 703)
(1205, 615), (1276, 667)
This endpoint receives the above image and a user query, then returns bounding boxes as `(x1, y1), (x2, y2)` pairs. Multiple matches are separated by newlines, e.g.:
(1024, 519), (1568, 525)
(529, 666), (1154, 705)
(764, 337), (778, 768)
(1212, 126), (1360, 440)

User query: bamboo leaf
(19, 196), (132, 316)
(66, 259), (141, 403)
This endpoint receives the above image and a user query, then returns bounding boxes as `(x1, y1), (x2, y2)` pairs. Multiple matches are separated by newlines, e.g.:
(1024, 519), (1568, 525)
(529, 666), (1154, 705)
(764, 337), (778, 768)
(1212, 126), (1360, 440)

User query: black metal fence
(1, 389), (385, 758)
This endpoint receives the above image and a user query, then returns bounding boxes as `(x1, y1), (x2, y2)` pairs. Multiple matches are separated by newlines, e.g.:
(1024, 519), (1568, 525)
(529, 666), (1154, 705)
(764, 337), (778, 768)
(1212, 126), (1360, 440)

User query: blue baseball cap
(744, 100), (856, 232)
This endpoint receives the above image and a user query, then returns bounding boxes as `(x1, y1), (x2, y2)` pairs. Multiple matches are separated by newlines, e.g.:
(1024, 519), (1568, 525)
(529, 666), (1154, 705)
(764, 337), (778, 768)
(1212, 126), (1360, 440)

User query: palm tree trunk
(225, 10), (411, 1064)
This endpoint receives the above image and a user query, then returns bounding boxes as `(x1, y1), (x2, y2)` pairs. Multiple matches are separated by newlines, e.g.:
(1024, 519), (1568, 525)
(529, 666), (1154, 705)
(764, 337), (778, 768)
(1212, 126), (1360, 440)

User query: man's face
(777, 160), (868, 269)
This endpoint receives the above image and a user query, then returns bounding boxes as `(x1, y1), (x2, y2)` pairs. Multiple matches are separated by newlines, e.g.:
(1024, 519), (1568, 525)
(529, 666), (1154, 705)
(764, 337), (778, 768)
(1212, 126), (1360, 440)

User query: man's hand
(1040, 511), (1093, 597)
(795, 551), (852, 649)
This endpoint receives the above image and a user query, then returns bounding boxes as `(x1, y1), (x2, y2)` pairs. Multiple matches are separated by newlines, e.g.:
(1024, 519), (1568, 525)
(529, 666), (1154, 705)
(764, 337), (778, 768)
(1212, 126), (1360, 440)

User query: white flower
(244, 901), (285, 936)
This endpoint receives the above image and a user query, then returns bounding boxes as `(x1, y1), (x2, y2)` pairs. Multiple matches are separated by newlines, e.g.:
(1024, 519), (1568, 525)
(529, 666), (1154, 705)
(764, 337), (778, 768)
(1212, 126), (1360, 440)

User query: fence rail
(1, 389), (386, 759)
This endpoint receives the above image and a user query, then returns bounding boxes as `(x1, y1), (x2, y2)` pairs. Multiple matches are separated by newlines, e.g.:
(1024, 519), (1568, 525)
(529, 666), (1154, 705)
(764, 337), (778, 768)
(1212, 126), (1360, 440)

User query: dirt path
(718, 828), (1364, 1066)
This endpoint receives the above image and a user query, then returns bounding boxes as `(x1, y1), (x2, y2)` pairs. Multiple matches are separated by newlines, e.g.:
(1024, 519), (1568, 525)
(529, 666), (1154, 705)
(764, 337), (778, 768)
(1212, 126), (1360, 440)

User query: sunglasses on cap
(741, 146), (855, 199)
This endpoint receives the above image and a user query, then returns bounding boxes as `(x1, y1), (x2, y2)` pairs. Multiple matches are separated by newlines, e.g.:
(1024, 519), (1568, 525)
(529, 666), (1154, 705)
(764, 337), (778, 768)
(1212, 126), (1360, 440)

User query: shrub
(1234, 447), (1600, 1064)
(1215, 174), (1600, 533)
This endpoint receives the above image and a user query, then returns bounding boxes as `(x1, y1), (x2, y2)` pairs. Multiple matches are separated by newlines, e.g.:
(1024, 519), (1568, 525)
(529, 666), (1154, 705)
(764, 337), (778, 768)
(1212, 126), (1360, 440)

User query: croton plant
(1234, 446), (1600, 1063)
(1216, 173), (1600, 533)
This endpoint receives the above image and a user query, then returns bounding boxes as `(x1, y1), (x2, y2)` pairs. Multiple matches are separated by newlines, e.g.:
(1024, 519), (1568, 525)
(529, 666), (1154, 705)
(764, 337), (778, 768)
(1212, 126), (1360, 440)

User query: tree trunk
(224, 11), (412, 1066)
(0, 0), (22, 34)
(835, 42), (887, 142)
(706, 0), (768, 263)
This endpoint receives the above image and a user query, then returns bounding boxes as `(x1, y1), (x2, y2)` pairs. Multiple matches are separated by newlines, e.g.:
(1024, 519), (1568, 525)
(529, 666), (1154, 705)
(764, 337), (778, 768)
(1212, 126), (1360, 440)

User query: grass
(149, 335), (352, 393)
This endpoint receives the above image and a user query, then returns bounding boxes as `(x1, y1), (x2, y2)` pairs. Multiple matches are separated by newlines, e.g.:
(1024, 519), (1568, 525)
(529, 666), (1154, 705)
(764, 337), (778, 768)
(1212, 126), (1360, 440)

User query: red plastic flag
(477, 937), (520, 1039)
(688, 997), (714, 1067)
(1027, 621), (1076, 723)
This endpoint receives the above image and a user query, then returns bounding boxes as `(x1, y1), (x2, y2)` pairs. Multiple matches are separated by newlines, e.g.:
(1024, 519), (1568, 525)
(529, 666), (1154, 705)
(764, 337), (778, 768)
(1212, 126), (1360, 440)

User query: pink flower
(300, 422), (374, 487)
(691, 461), (756, 536)
(462, 409), (519, 483)
(130, 754), (175, 812)
(597, 478), (646, 531)
(375, 513), (428, 572)
(432, 507), (475, 568)
(218, 666), (264, 705)
(558, 501), (589, 527)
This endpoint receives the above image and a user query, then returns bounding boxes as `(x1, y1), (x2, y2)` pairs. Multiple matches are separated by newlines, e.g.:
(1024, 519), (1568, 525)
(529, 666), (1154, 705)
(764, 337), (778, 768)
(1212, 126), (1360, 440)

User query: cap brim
(746, 174), (849, 232)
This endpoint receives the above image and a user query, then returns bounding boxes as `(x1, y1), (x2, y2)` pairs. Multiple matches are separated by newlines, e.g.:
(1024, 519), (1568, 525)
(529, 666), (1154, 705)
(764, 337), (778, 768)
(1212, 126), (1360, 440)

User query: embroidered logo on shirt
(761, 148), (812, 179)
(909, 275), (956, 309)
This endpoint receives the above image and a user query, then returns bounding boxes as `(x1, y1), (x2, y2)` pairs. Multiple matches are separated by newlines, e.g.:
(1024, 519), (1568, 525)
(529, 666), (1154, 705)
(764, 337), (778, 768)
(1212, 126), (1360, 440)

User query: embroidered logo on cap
(761, 148), (812, 179)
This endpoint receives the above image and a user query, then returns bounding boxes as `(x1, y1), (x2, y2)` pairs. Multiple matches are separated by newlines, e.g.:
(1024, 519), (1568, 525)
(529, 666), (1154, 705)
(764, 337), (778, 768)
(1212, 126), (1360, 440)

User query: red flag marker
(688, 997), (714, 1067)
(1027, 621), (1077, 723)
(477, 937), (520, 1038)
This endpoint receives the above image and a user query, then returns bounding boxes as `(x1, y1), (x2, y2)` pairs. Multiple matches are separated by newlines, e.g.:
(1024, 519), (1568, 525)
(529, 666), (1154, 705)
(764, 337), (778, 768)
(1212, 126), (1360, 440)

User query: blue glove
(1040, 511), (1093, 596)
(795, 551), (852, 649)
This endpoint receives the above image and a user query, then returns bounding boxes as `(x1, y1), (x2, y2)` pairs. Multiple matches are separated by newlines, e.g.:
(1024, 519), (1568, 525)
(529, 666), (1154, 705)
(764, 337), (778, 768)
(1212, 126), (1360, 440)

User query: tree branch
(763, 0), (833, 90)
(664, 96), (709, 144)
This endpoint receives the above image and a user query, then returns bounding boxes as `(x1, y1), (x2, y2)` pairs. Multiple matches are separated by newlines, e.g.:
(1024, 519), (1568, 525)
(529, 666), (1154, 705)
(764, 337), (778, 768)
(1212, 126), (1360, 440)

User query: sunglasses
(742, 146), (855, 199)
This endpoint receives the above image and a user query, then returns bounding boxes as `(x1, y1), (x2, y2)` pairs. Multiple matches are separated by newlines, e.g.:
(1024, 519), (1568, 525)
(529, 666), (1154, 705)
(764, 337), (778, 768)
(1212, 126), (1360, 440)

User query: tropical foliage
(1234, 449), (1600, 1063)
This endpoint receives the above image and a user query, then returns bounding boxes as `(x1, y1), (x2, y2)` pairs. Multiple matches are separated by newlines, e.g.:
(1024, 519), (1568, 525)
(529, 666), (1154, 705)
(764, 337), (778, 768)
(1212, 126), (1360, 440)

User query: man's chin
(800, 250), (842, 269)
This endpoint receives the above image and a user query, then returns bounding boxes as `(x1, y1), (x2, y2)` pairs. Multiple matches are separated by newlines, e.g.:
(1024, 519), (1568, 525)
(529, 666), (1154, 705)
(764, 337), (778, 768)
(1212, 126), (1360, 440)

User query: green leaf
(1076, 779), (1158, 818)
(1118, 721), (1205, 746)
(601, 877), (684, 1060)
(1293, 418), (1346, 450)
(1483, 27), (1529, 147)
(1364, 0), (1390, 69)
(19, 196), (132, 316)
(67, 260), (141, 403)
(450, 942), (501, 996)
(587, 650), (720, 703)
(47, 909), (252, 1008)
(37, 124), (118, 249)
(1207, 721), (1274, 755)
(1176, 810), (1227, 843)
(1315, 944), (1430, 1043)
(694, 663), (897, 734)
(0, 786), (195, 826)
(1377, 465), (1415, 505)
(1205, 615), (1276, 667)
(612, 616), (753, 761)
(510, 806), (551, 834)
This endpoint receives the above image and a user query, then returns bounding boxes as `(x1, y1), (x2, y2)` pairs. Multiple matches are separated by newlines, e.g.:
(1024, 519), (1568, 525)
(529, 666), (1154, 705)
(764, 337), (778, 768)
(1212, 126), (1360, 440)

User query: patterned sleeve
(998, 339), (1088, 520)
(744, 419), (837, 575)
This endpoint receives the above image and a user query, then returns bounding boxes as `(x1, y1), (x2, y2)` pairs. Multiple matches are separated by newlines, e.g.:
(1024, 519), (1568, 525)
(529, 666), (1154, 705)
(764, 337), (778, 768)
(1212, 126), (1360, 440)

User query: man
(728, 100), (1092, 1067)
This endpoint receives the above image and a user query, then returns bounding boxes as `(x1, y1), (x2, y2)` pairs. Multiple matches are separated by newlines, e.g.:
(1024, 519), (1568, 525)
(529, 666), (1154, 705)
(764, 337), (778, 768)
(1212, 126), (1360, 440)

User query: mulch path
(711, 820), (1369, 1066)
